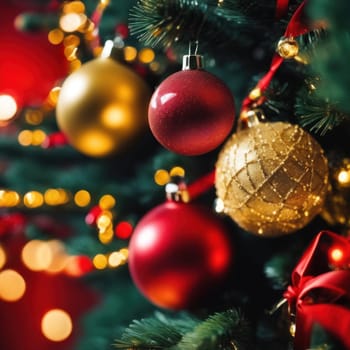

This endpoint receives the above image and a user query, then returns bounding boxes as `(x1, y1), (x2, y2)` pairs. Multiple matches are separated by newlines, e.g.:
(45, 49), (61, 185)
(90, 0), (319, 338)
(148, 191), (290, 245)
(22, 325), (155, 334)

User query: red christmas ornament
(148, 54), (235, 156)
(128, 200), (233, 310)
(0, 3), (68, 108)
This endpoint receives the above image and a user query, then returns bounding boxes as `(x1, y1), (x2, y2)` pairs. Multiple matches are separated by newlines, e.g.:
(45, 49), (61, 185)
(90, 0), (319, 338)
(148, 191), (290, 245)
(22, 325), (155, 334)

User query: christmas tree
(1, 0), (350, 349)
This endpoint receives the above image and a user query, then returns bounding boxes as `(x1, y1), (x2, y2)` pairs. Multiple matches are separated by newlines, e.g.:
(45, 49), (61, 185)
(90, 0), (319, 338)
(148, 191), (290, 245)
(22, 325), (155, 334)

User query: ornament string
(241, 0), (308, 113)
(187, 170), (215, 200)
(89, 0), (110, 50)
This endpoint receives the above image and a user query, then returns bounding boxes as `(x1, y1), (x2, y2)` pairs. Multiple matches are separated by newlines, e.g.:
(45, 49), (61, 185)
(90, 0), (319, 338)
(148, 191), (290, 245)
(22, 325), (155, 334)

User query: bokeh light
(41, 309), (73, 342)
(0, 94), (17, 122)
(0, 269), (26, 302)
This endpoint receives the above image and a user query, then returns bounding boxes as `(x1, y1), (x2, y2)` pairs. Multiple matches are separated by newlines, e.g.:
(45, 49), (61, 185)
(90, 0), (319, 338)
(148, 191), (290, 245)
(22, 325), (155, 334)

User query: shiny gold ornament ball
(215, 122), (329, 237)
(56, 57), (151, 157)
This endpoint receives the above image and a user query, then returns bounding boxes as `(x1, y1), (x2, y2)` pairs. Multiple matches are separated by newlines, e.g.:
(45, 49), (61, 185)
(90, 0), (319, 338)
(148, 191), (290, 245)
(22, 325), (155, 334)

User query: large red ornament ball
(148, 69), (235, 156)
(128, 200), (233, 310)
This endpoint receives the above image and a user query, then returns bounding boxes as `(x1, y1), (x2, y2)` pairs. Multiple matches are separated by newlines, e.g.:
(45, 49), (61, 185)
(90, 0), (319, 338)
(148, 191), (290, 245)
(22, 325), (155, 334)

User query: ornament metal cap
(182, 54), (204, 70)
(101, 37), (125, 61)
(165, 176), (190, 202)
(182, 41), (204, 70)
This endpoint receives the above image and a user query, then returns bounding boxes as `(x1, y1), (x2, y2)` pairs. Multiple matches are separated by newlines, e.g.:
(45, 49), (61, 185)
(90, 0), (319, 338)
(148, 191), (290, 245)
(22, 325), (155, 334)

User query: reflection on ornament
(216, 122), (328, 236)
(56, 57), (151, 157)
(322, 158), (350, 228)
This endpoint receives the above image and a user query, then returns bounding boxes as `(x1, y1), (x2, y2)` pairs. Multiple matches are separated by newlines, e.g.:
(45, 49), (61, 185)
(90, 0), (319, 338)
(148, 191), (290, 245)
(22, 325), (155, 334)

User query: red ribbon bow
(284, 231), (350, 350)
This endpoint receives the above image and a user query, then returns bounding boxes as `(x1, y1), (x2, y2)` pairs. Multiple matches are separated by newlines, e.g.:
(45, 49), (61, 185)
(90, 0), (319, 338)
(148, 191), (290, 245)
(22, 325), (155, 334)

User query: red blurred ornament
(85, 205), (103, 226)
(0, 3), (68, 108)
(128, 200), (233, 310)
(115, 221), (133, 239)
(148, 53), (235, 156)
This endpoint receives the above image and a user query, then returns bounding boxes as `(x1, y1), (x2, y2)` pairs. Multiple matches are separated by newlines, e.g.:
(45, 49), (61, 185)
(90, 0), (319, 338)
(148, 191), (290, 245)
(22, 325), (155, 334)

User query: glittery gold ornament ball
(321, 158), (350, 228)
(56, 57), (151, 157)
(215, 122), (329, 237)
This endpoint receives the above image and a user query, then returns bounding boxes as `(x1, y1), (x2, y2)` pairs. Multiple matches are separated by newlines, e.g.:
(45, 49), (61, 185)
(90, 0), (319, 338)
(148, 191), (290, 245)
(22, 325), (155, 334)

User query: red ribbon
(284, 231), (350, 349)
(275, 0), (290, 20)
(242, 1), (309, 111)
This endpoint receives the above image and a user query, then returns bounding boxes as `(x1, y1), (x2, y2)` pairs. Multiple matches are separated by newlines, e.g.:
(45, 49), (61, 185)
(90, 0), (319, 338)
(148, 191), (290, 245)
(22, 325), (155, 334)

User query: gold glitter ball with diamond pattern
(215, 122), (329, 237)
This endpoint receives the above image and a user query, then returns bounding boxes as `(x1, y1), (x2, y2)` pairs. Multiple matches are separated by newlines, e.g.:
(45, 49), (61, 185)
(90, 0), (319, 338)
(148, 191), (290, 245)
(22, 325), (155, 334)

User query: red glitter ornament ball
(128, 200), (233, 310)
(148, 69), (235, 156)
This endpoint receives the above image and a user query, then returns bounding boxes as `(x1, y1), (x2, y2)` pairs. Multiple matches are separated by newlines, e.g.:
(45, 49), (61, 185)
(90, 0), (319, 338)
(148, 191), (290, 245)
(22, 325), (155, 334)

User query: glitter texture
(215, 122), (329, 236)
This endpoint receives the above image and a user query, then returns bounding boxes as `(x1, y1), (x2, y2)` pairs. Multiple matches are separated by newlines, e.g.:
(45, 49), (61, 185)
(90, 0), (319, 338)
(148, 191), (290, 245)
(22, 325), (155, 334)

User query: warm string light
(92, 248), (128, 270)
(41, 309), (73, 342)
(0, 188), (92, 208)
(0, 94), (18, 124)
(328, 245), (350, 269)
(154, 166), (186, 186)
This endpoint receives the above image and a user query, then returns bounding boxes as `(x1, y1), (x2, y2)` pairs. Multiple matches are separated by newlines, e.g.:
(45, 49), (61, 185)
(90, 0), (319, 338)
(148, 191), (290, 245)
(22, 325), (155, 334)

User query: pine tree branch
(175, 309), (253, 350)
(113, 312), (199, 349)
(295, 85), (348, 136)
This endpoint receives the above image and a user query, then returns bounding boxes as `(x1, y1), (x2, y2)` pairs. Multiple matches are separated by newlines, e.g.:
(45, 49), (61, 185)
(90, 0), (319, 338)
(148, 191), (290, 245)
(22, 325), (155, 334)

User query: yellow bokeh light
(97, 212), (113, 230)
(154, 169), (170, 186)
(46, 240), (68, 274)
(0, 244), (6, 270)
(18, 130), (33, 146)
(23, 191), (44, 208)
(170, 166), (185, 177)
(60, 13), (86, 32)
(74, 190), (91, 207)
(99, 194), (116, 210)
(149, 61), (161, 72)
(48, 28), (64, 45)
(108, 251), (123, 267)
(44, 188), (61, 205)
(48, 87), (61, 106)
(64, 45), (78, 61)
(31, 129), (47, 146)
(0, 190), (20, 207)
(0, 94), (17, 121)
(41, 309), (73, 342)
(63, 0), (85, 14)
(63, 34), (80, 47)
(98, 228), (114, 244)
(22, 240), (53, 271)
(45, 189), (70, 206)
(0, 269), (26, 302)
(124, 46), (137, 61)
(93, 254), (108, 269)
(338, 169), (350, 186)
(330, 248), (344, 262)
(138, 48), (155, 64)
(119, 248), (129, 261)
(69, 59), (82, 72)
(25, 109), (44, 125)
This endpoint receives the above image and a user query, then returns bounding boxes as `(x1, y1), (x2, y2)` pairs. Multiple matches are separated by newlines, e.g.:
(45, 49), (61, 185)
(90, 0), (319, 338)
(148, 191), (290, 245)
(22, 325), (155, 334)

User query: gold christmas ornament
(277, 37), (299, 59)
(321, 158), (350, 228)
(215, 121), (329, 237)
(56, 57), (151, 157)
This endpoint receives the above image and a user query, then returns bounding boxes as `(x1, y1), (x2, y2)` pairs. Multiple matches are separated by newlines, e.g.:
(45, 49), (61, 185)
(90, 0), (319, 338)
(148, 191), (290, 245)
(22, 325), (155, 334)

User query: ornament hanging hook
(183, 40), (203, 70)
(188, 40), (199, 56)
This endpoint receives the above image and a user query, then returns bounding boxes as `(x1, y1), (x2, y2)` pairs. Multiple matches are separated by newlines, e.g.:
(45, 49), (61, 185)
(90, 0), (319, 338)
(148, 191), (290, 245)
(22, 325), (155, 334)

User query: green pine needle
(175, 309), (253, 350)
(129, 0), (278, 50)
(129, 0), (209, 48)
(114, 312), (199, 349)
(295, 86), (348, 136)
